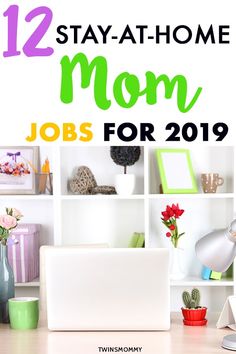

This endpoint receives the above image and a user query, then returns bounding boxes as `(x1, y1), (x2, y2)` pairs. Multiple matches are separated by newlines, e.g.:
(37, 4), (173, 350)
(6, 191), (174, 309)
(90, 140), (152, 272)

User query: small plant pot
(115, 174), (135, 195)
(181, 307), (207, 326)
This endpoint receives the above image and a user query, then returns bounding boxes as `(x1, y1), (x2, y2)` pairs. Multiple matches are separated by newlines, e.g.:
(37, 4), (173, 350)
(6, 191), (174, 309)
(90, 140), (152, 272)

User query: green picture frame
(156, 148), (198, 194)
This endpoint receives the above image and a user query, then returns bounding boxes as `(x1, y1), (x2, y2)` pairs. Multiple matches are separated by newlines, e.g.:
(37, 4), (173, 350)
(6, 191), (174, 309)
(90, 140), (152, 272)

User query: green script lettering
(60, 52), (111, 109)
(60, 52), (202, 112)
(142, 72), (202, 113)
(113, 72), (140, 108)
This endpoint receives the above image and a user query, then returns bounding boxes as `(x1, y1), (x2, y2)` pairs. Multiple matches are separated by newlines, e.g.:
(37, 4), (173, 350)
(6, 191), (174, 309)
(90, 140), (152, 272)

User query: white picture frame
(0, 146), (39, 195)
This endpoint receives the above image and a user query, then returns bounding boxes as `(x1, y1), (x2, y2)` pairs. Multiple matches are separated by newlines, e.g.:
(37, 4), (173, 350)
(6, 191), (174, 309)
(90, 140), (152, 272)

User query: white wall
(61, 199), (144, 247)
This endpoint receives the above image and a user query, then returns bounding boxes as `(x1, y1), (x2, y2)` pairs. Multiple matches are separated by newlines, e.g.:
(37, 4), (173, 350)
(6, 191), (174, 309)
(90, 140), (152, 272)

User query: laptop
(40, 244), (109, 323)
(45, 247), (170, 331)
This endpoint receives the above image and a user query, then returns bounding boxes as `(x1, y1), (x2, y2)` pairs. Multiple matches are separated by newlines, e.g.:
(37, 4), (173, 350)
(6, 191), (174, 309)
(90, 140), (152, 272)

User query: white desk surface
(0, 313), (232, 354)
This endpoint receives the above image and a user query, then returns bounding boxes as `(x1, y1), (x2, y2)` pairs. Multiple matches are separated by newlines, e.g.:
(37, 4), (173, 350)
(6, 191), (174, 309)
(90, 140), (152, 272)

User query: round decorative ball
(110, 146), (141, 168)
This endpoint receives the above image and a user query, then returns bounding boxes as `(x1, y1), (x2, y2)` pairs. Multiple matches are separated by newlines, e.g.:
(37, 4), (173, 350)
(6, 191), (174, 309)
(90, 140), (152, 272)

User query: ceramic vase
(115, 174), (135, 195)
(0, 244), (15, 323)
(170, 247), (186, 280)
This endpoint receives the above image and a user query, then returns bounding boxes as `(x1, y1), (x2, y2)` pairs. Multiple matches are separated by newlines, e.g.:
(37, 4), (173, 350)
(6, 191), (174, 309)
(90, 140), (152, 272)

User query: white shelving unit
(148, 146), (235, 311)
(0, 147), (55, 297)
(15, 278), (40, 287)
(8, 145), (235, 311)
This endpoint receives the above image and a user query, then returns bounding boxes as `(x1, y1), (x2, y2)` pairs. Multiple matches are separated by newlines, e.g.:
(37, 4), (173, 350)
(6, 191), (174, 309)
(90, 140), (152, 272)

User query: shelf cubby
(149, 146), (234, 194)
(60, 146), (145, 195)
(0, 199), (54, 247)
(170, 286), (233, 312)
(149, 197), (234, 279)
(61, 199), (145, 248)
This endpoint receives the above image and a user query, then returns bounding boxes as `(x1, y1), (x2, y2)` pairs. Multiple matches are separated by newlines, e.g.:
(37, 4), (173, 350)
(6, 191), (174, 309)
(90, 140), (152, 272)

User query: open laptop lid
(45, 248), (170, 331)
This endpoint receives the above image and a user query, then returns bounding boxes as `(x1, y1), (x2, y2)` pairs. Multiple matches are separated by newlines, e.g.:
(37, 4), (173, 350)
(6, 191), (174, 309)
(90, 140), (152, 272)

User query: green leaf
(6, 207), (13, 216)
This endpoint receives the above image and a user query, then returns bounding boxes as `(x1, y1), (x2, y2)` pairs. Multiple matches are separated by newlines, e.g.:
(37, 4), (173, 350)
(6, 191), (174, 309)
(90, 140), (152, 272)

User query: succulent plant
(182, 291), (191, 308)
(191, 288), (200, 307)
(182, 288), (201, 309)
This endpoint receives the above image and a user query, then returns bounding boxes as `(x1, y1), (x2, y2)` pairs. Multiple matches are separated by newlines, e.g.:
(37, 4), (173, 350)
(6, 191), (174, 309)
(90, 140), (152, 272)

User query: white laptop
(40, 244), (109, 323)
(45, 247), (170, 331)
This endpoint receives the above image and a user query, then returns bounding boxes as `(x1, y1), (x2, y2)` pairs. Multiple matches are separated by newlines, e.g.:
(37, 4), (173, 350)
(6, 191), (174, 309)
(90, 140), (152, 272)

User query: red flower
(166, 232), (171, 237)
(161, 211), (169, 221)
(169, 224), (175, 230)
(166, 205), (174, 217)
(171, 203), (184, 218)
(161, 205), (175, 221)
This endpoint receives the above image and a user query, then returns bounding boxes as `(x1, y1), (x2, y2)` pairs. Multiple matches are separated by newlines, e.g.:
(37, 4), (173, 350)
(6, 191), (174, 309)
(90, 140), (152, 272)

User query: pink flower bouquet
(0, 208), (23, 246)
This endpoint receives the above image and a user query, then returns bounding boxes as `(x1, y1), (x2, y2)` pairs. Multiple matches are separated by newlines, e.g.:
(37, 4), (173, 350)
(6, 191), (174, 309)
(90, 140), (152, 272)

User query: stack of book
(202, 266), (222, 280)
(128, 232), (145, 248)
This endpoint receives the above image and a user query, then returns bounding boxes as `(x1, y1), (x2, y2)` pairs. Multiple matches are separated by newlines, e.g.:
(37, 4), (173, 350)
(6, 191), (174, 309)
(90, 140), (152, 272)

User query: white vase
(170, 247), (186, 280)
(115, 174), (135, 195)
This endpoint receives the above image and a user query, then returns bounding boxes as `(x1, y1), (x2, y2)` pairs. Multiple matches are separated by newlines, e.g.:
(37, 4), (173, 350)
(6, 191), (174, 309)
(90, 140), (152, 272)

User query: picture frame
(155, 148), (198, 194)
(0, 146), (39, 195)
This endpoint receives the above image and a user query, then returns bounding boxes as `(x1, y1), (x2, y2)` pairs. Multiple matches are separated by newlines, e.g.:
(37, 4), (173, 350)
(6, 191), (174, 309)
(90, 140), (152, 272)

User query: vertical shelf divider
(144, 146), (150, 248)
(52, 145), (62, 245)
(233, 146), (236, 295)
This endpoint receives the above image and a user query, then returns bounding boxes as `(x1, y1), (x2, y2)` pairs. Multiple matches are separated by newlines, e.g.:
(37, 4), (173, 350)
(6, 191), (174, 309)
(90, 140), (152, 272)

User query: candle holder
(36, 173), (53, 195)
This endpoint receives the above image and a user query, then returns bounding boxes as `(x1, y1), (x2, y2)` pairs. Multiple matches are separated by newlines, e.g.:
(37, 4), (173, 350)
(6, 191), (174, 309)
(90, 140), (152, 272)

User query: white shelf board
(149, 193), (234, 200)
(15, 278), (40, 287)
(171, 277), (234, 287)
(61, 194), (145, 201)
(0, 195), (53, 201)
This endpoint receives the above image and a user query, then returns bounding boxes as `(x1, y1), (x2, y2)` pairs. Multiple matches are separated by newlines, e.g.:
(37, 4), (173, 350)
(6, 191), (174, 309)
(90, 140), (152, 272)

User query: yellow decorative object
(42, 158), (50, 173)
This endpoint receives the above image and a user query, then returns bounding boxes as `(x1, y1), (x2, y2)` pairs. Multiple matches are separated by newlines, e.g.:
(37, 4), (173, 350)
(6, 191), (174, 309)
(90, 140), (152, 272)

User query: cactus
(191, 288), (200, 307)
(182, 288), (201, 309)
(182, 291), (191, 308)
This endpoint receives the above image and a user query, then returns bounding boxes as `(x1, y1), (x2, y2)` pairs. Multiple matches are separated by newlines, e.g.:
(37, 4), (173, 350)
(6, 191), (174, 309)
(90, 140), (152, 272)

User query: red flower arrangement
(161, 203), (185, 248)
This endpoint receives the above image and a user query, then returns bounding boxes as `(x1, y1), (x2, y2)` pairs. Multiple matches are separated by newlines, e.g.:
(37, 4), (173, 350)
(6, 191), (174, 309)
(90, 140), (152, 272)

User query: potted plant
(181, 288), (207, 326)
(161, 203), (186, 280)
(110, 146), (141, 195)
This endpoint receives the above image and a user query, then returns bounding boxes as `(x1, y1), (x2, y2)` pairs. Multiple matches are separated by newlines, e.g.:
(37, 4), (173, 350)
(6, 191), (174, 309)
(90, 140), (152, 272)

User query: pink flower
(0, 215), (17, 230)
(166, 232), (171, 238)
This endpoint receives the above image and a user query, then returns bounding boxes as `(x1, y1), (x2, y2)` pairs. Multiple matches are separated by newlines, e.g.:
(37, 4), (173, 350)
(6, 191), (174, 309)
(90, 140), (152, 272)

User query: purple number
(3, 5), (53, 58)
(23, 6), (54, 57)
(3, 5), (21, 57)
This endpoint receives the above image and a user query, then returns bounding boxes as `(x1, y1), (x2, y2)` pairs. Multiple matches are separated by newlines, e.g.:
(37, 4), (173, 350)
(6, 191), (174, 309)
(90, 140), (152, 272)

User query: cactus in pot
(181, 288), (207, 326)
(182, 288), (200, 309)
